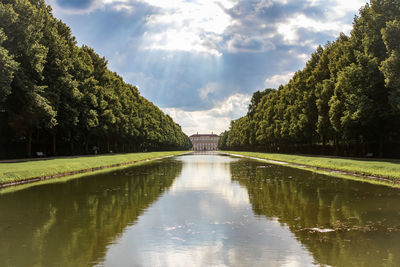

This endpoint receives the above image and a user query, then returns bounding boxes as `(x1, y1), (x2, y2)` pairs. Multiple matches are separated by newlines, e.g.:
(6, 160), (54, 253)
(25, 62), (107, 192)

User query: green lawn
(0, 151), (188, 185)
(223, 151), (400, 180)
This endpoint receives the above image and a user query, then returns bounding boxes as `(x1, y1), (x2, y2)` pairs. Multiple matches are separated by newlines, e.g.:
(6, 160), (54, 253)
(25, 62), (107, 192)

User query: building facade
(190, 133), (220, 151)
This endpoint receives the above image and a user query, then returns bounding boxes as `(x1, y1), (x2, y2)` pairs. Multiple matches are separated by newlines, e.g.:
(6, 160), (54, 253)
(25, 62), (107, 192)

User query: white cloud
(287, 49), (310, 64)
(143, 30), (223, 56)
(112, 3), (134, 13)
(51, 0), (368, 58)
(225, 34), (275, 53)
(297, 53), (309, 63)
(301, 0), (367, 16)
(277, 14), (352, 45)
(274, 0), (368, 45)
(170, 156), (248, 207)
(163, 93), (251, 135)
(330, 0), (368, 17)
(198, 83), (218, 100)
(222, 0), (367, 55)
(264, 72), (294, 88)
(139, 0), (238, 56)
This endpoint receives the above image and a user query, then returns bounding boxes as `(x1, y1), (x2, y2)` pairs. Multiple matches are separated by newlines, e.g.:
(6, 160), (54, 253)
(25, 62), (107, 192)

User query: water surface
(1, 153), (399, 266)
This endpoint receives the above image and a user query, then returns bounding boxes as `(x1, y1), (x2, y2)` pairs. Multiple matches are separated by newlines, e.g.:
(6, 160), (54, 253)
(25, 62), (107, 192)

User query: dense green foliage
(0, 0), (191, 158)
(220, 0), (400, 158)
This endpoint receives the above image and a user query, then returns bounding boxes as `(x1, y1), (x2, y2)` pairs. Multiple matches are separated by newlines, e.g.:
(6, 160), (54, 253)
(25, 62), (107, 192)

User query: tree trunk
(379, 133), (384, 158)
(85, 134), (89, 154)
(69, 130), (74, 155)
(36, 126), (40, 142)
(334, 135), (339, 156)
(362, 142), (366, 158)
(52, 132), (56, 156)
(107, 136), (110, 153)
(26, 129), (32, 158)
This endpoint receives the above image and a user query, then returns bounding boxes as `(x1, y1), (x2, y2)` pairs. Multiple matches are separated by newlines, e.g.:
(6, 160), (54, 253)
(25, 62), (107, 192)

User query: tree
(381, 19), (400, 110)
(1, 0), (56, 157)
(248, 88), (275, 117)
(0, 28), (18, 108)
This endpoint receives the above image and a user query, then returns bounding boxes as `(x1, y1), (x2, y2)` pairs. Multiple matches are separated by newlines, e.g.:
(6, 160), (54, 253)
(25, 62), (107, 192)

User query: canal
(1, 153), (400, 266)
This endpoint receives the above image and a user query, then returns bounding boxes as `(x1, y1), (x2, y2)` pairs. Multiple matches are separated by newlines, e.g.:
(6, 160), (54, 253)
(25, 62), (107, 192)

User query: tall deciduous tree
(0, 28), (18, 108)
(381, 19), (400, 110)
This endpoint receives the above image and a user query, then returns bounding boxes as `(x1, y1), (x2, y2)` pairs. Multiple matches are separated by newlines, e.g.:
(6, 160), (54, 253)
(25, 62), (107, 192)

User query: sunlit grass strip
(0, 159), (165, 194)
(222, 151), (400, 182)
(0, 151), (188, 187)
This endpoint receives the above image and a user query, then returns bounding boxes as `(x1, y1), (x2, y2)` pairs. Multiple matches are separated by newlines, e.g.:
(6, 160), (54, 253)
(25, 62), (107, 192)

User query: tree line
(0, 0), (191, 158)
(219, 0), (400, 158)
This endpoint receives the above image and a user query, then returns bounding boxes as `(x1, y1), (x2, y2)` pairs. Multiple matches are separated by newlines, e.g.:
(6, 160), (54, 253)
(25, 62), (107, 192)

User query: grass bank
(222, 151), (400, 185)
(0, 151), (188, 187)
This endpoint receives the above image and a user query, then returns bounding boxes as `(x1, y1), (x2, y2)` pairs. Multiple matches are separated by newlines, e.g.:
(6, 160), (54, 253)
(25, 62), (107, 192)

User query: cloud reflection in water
(100, 154), (316, 266)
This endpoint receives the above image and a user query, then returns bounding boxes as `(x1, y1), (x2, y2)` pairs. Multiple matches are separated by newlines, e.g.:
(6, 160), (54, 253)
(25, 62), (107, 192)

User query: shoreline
(0, 151), (189, 189)
(222, 151), (400, 188)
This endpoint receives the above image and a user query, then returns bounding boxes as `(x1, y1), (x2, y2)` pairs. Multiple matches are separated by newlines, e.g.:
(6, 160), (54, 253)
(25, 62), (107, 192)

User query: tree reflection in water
(0, 159), (182, 267)
(1, 155), (399, 267)
(230, 159), (400, 266)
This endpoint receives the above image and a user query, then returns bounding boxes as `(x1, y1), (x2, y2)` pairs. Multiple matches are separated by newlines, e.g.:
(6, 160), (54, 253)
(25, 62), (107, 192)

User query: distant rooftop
(190, 132), (219, 137)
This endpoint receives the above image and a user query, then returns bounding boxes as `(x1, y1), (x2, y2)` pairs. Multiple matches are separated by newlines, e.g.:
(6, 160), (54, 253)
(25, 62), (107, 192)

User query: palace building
(190, 133), (220, 151)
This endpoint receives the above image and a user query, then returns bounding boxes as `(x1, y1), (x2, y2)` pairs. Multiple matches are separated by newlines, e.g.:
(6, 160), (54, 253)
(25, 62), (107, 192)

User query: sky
(47, 0), (368, 136)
